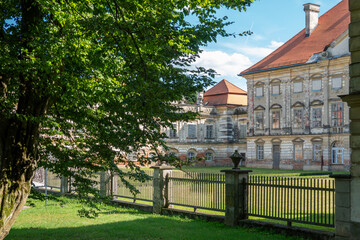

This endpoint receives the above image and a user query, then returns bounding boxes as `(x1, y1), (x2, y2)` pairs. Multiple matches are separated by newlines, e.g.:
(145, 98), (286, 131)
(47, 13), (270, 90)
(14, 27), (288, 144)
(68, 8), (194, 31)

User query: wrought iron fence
(46, 171), (61, 189)
(114, 169), (154, 203)
(247, 176), (335, 227)
(168, 171), (225, 212)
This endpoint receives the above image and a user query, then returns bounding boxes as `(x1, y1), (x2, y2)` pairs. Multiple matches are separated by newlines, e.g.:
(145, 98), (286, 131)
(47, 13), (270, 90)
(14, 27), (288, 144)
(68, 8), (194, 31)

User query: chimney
(303, 3), (320, 37)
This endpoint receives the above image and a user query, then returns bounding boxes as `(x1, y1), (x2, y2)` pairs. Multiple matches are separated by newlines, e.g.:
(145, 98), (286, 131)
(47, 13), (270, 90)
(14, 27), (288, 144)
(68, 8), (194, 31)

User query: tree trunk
(0, 178), (32, 239)
(0, 2), (50, 238)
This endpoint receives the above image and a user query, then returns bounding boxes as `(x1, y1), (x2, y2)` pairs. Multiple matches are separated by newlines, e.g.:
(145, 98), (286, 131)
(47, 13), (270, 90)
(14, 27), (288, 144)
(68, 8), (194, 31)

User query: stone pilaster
(99, 171), (112, 196)
(221, 169), (252, 226)
(339, 1), (360, 239)
(331, 174), (351, 240)
(151, 166), (174, 214)
(60, 176), (70, 194)
(112, 175), (118, 197)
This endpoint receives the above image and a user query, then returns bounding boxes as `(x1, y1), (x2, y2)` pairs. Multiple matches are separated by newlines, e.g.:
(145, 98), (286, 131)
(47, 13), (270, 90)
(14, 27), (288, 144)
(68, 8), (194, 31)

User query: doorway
(272, 144), (280, 169)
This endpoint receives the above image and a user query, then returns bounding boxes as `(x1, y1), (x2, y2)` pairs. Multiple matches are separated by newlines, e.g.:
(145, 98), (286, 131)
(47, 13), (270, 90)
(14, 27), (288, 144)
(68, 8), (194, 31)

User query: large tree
(0, 0), (252, 238)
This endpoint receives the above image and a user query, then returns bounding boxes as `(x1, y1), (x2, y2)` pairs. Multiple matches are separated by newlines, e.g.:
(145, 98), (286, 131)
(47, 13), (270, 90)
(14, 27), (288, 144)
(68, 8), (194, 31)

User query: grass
(6, 197), (307, 240)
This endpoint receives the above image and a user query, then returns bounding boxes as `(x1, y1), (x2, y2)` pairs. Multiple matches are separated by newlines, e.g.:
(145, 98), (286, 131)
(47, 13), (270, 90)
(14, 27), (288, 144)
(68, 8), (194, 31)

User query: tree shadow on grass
(6, 216), (304, 240)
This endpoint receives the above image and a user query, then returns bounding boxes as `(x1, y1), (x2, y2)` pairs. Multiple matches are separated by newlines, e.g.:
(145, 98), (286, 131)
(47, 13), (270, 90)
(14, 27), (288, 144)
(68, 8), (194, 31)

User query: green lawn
(6, 197), (307, 240)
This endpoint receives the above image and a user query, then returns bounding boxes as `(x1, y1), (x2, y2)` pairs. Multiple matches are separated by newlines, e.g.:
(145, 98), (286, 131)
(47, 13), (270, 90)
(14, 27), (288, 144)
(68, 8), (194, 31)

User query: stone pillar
(151, 166), (174, 214)
(331, 174), (352, 240)
(339, 1), (360, 239)
(99, 171), (112, 196)
(112, 175), (118, 197)
(221, 169), (252, 226)
(60, 176), (70, 194)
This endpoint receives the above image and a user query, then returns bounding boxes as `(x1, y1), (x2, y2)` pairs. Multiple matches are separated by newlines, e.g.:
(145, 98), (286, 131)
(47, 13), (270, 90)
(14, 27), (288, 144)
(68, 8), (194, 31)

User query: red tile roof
(240, 0), (350, 75)
(204, 79), (247, 96)
(203, 79), (247, 106)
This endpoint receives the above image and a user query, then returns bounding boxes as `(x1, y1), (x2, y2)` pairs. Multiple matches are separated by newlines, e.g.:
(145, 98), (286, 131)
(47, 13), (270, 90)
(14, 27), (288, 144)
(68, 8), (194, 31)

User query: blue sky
(193, 0), (343, 91)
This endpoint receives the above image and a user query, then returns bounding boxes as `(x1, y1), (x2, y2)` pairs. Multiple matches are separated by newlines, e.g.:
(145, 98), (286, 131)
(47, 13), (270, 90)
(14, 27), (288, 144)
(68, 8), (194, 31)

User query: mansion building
(164, 80), (248, 166)
(240, 0), (351, 171)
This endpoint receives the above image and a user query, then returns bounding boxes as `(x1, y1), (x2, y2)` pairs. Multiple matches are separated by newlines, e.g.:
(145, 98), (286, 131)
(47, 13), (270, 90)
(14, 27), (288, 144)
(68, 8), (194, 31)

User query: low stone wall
(238, 220), (334, 240)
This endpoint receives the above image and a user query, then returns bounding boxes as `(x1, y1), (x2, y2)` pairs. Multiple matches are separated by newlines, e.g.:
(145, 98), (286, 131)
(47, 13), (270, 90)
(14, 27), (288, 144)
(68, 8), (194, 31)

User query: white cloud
(238, 47), (274, 58)
(220, 40), (284, 59)
(193, 51), (252, 77)
(268, 40), (284, 49)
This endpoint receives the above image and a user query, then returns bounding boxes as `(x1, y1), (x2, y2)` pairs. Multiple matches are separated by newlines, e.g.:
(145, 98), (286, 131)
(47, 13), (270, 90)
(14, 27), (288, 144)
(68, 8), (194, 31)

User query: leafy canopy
(0, 0), (253, 214)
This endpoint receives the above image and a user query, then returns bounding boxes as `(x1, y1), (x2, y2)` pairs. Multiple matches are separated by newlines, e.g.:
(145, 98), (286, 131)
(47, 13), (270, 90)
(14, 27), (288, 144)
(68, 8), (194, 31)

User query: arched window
(292, 102), (305, 129)
(255, 139), (265, 160)
(292, 77), (304, 93)
(311, 138), (323, 162)
(187, 151), (196, 162)
(293, 138), (304, 161)
(168, 149), (179, 158)
(332, 142), (343, 164)
(205, 152), (214, 161)
(270, 104), (282, 130)
(270, 79), (281, 96)
(255, 105), (265, 130)
(311, 100), (323, 128)
(254, 82), (264, 97)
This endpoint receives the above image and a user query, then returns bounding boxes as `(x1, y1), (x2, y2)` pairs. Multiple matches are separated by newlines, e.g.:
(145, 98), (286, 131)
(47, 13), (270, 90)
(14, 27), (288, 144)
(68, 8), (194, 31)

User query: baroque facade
(240, 0), (351, 171)
(164, 79), (248, 166)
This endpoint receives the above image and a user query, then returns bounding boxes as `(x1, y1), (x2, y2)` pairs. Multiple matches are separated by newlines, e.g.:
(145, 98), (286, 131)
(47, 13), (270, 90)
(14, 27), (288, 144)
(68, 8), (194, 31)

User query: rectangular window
(294, 143), (303, 161)
(169, 123), (177, 138)
(332, 148), (343, 164)
(256, 144), (264, 160)
(332, 77), (342, 89)
(312, 108), (322, 128)
(313, 143), (322, 162)
(272, 111), (280, 129)
(206, 125), (214, 139)
(255, 87), (263, 97)
(312, 79), (322, 91)
(293, 82), (303, 93)
(293, 109), (303, 129)
(240, 124), (247, 138)
(331, 103), (344, 127)
(255, 112), (264, 130)
(188, 124), (197, 138)
(272, 85), (280, 95)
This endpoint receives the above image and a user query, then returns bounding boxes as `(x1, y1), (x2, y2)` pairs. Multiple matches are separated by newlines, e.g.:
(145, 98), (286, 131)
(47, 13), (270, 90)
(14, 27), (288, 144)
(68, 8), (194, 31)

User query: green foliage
(1, 0), (253, 213)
